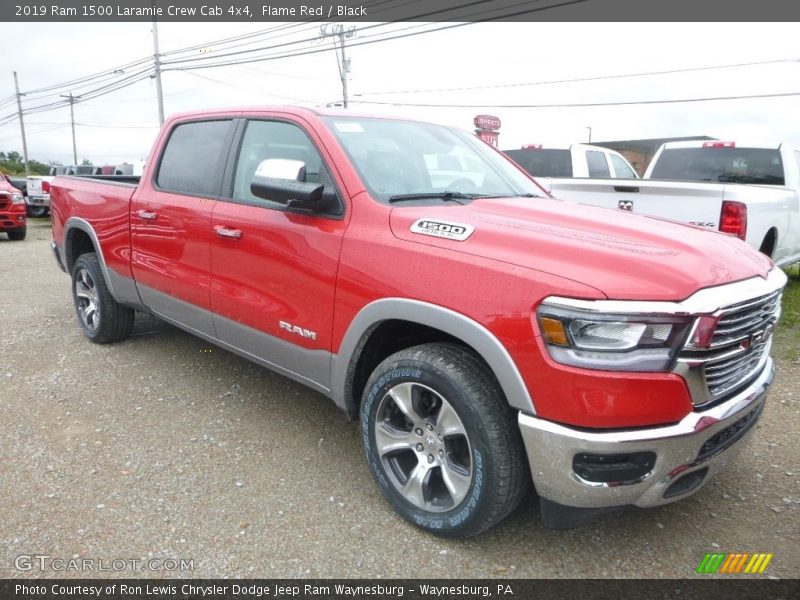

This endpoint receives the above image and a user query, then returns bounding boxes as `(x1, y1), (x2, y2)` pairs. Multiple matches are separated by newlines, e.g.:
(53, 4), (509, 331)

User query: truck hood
(389, 196), (773, 301)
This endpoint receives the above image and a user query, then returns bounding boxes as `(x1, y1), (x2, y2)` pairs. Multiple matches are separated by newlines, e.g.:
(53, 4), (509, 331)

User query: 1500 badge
(410, 218), (475, 241)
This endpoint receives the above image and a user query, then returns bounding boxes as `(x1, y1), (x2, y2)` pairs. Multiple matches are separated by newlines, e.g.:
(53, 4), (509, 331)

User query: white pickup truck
(503, 143), (639, 179)
(541, 140), (800, 268)
(26, 165), (67, 217)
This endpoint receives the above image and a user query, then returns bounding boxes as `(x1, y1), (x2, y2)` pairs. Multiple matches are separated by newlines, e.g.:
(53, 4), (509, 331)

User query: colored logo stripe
(696, 552), (773, 574)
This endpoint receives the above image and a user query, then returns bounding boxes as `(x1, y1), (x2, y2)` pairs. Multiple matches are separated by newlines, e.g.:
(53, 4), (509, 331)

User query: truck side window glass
(232, 120), (325, 204)
(586, 151), (611, 178)
(156, 120), (232, 196)
(610, 154), (637, 179)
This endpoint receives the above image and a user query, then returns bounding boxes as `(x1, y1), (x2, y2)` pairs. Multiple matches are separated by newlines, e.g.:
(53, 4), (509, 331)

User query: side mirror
(250, 159), (324, 212)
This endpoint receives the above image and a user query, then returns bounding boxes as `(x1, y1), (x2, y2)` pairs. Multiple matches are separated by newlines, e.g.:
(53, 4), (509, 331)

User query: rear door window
(586, 151), (611, 178)
(156, 120), (234, 196)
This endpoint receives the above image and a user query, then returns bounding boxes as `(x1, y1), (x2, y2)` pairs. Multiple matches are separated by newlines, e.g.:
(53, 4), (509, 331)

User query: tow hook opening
(572, 451), (657, 485)
(664, 467), (709, 499)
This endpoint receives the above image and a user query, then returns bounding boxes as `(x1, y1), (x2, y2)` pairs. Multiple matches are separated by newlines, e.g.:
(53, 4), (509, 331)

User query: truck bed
(50, 175), (140, 282)
(546, 177), (798, 267)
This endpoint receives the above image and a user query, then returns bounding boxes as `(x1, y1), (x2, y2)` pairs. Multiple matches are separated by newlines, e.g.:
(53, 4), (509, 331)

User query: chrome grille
(711, 290), (782, 347)
(704, 338), (771, 398)
(679, 289), (781, 407)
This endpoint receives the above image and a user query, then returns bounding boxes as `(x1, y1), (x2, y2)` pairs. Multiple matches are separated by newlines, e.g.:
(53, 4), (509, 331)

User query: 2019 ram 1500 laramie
(51, 107), (786, 536)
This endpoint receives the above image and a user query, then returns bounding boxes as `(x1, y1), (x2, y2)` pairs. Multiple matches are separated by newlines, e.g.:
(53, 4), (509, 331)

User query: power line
(354, 57), (800, 97)
(352, 90), (800, 108)
(161, 1), (585, 72)
(75, 122), (160, 129)
(22, 56), (154, 97)
(175, 70), (316, 103)
(0, 124), (69, 144)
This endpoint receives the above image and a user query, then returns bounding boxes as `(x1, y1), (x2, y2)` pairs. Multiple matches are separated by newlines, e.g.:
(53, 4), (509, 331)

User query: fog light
(573, 451), (656, 484)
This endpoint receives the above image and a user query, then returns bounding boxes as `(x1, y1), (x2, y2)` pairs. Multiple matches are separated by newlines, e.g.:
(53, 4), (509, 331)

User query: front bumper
(519, 357), (773, 510)
(0, 209), (27, 231)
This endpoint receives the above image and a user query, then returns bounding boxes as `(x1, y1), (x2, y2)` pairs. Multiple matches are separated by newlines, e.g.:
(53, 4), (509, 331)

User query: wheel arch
(759, 227), (778, 258)
(63, 218), (120, 302)
(331, 298), (534, 418)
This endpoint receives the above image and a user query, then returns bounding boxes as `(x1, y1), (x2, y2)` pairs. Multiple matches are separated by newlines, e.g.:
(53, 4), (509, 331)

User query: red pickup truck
(51, 107), (786, 536)
(0, 172), (27, 240)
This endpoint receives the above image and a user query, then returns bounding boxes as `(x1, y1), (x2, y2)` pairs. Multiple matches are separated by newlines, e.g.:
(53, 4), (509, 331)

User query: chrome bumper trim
(518, 358), (773, 509)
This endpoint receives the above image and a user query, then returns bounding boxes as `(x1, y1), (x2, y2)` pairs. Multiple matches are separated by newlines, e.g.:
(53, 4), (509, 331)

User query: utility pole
(320, 24), (356, 108)
(152, 14), (165, 125)
(13, 71), (30, 176)
(61, 93), (78, 165)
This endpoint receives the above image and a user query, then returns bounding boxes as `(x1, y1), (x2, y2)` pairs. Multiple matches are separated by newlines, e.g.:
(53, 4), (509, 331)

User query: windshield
(649, 147), (785, 185)
(323, 116), (543, 203)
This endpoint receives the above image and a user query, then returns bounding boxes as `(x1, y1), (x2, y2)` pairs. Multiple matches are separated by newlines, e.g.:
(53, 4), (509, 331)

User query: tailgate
(546, 178), (726, 231)
(27, 177), (43, 196)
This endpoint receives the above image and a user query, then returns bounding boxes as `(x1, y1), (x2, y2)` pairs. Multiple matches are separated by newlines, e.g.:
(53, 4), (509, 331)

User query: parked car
(6, 174), (27, 196)
(0, 173), (27, 239)
(51, 108), (785, 536)
(114, 161), (145, 176)
(503, 143), (639, 179)
(64, 165), (95, 176)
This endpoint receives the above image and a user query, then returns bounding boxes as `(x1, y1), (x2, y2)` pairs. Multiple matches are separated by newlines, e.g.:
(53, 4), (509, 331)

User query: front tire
(360, 343), (529, 537)
(71, 253), (134, 343)
(7, 227), (26, 241)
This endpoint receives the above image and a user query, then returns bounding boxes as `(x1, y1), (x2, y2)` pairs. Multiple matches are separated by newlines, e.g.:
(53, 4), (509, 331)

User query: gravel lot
(1, 218), (798, 579)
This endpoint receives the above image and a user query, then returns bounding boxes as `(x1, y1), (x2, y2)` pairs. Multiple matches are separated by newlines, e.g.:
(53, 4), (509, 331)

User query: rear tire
(26, 205), (47, 218)
(360, 343), (529, 537)
(8, 227), (26, 241)
(71, 253), (134, 343)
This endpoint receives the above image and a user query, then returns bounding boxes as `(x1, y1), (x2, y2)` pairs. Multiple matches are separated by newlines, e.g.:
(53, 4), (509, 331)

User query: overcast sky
(1, 21), (798, 165)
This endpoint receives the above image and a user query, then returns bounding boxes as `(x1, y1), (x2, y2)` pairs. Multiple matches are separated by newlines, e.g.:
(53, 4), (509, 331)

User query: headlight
(11, 193), (24, 204)
(537, 303), (693, 372)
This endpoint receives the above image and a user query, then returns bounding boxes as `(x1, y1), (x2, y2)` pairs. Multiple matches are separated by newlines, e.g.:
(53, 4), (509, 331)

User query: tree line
(0, 151), (92, 175)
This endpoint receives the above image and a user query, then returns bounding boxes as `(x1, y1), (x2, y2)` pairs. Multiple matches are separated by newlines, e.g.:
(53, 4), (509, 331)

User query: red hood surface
(389, 196), (772, 301)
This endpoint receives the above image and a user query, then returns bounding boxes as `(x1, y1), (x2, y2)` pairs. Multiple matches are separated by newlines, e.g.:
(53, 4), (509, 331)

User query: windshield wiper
(388, 191), (486, 204)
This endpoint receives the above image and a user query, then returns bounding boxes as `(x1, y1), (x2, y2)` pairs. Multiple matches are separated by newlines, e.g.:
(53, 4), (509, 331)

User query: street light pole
(61, 93), (78, 165)
(586, 126), (592, 143)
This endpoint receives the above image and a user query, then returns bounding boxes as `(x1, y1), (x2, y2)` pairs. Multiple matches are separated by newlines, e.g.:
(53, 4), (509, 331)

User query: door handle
(136, 210), (158, 220)
(215, 225), (243, 240)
